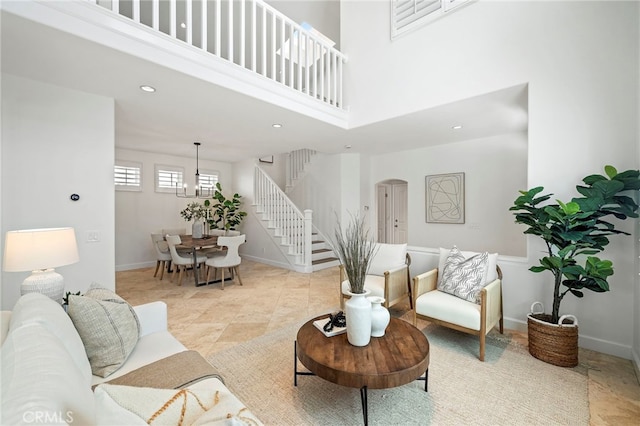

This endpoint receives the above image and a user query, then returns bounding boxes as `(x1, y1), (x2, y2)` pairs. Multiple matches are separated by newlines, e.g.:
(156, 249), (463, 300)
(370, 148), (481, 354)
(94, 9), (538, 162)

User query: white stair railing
(254, 166), (312, 269)
(286, 148), (316, 189)
(90, 0), (346, 109)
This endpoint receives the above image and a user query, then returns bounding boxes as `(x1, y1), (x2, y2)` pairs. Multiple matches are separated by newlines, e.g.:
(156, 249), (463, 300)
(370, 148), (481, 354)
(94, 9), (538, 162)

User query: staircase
(254, 165), (338, 272)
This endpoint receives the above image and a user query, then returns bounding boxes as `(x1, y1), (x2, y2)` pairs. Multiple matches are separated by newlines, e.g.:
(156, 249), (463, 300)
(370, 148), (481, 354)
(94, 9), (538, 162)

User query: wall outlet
(86, 231), (100, 242)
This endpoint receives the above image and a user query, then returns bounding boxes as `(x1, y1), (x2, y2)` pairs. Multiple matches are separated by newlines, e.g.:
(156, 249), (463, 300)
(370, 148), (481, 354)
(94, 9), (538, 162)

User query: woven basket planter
(528, 313), (579, 367)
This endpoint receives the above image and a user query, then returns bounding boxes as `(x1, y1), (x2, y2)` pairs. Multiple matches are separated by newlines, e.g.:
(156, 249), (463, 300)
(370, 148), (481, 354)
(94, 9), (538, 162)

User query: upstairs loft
(2, 0), (349, 129)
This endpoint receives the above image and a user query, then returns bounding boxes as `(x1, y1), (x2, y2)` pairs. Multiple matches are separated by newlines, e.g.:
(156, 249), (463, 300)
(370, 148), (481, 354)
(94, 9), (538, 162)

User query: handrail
(87, 0), (346, 110)
(254, 166), (312, 268)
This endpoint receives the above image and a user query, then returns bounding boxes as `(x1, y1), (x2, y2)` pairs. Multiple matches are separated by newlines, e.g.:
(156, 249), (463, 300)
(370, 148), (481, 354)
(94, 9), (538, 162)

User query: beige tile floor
(116, 259), (640, 425)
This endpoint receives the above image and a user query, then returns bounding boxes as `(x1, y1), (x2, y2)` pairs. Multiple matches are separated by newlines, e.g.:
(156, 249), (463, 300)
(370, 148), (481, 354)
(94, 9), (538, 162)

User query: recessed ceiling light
(452, 125), (463, 130)
(180, 22), (186, 29)
(272, 124), (282, 128)
(140, 85), (156, 93)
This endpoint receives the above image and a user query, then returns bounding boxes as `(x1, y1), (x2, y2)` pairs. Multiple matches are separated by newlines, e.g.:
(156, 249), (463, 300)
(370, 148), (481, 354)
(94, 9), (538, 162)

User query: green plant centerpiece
(510, 165), (640, 366)
(205, 182), (247, 233)
(179, 201), (208, 222)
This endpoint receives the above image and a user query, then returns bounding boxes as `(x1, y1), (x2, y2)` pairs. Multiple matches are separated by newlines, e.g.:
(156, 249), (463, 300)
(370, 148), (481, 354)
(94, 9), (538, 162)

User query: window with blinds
(155, 164), (184, 194)
(198, 171), (219, 190)
(114, 161), (142, 191)
(391, 0), (471, 39)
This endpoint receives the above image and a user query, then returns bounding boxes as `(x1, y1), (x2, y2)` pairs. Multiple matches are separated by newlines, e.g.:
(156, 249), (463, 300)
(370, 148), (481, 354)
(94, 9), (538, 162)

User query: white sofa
(1, 293), (262, 425)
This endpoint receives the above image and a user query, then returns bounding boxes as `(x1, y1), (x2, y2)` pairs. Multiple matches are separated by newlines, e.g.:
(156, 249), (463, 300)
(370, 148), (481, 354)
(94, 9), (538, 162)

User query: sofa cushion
(368, 243), (407, 276)
(438, 246), (498, 287)
(438, 247), (488, 303)
(68, 287), (140, 378)
(1, 322), (96, 425)
(92, 331), (187, 386)
(8, 292), (92, 383)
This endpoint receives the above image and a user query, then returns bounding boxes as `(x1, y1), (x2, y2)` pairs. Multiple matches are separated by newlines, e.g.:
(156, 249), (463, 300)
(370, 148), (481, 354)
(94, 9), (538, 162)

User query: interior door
(392, 183), (408, 244)
(376, 184), (389, 243)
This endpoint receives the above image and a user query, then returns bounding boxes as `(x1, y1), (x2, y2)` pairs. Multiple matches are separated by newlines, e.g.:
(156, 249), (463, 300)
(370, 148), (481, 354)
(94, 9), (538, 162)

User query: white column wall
(1, 75), (115, 309)
(342, 0), (639, 359)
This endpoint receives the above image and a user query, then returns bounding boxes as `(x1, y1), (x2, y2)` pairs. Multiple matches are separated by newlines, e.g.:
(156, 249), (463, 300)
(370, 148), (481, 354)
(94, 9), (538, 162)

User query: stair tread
(312, 248), (332, 254)
(312, 257), (339, 265)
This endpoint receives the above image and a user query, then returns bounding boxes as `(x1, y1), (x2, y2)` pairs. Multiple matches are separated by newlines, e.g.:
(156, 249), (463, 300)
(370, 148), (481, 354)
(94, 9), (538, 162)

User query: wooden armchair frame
(412, 265), (503, 361)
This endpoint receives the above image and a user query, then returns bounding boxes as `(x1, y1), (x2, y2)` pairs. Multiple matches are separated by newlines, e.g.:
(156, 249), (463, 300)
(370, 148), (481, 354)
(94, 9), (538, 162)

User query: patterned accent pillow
(438, 247), (489, 303)
(68, 286), (140, 377)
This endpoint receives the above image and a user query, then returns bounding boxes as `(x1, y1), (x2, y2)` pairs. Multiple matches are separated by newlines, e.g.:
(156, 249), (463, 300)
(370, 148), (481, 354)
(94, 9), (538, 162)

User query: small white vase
(344, 289), (372, 346)
(192, 220), (203, 239)
(368, 296), (390, 337)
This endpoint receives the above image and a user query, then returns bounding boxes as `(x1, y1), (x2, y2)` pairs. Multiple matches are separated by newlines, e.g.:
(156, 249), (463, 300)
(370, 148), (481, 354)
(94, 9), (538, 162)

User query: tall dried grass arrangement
(333, 214), (378, 294)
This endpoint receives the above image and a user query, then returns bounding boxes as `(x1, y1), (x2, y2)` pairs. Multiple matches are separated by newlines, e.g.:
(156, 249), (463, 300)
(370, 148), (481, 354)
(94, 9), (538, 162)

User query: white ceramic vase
(344, 289), (372, 346)
(192, 220), (203, 239)
(368, 296), (390, 337)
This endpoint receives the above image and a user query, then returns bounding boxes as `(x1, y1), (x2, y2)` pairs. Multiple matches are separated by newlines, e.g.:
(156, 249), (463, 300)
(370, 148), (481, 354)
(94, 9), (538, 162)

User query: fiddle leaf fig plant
(205, 182), (247, 232)
(510, 165), (640, 324)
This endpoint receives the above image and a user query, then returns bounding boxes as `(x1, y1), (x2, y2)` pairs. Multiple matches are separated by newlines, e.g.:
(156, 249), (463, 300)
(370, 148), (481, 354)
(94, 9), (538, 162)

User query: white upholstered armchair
(340, 243), (412, 310)
(413, 247), (503, 361)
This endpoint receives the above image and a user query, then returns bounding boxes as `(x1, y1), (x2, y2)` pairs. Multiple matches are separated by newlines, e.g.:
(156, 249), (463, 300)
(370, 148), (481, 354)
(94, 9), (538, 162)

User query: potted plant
(510, 165), (640, 366)
(205, 183), (247, 233)
(180, 201), (208, 238)
(333, 213), (378, 346)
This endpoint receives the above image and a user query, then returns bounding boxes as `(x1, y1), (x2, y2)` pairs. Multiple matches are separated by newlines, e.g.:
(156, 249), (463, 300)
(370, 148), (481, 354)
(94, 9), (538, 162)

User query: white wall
(370, 132), (528, 256)
(114, 148), (233, 270)
(1, 75), (115, 309)
(341, 0), (640, 359)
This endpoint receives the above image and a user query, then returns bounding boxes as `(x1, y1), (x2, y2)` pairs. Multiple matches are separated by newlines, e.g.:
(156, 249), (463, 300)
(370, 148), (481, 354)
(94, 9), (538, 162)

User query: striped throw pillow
(438, 246), (489, 303)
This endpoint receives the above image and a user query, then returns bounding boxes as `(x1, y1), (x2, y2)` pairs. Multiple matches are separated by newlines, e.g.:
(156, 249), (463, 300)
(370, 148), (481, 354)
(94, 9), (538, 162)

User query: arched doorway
(376, 179), (408, 244)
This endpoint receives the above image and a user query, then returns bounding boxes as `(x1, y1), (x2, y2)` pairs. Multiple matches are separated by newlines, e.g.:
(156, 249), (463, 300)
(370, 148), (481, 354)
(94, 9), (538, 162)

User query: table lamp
(3, 227), (79, 304)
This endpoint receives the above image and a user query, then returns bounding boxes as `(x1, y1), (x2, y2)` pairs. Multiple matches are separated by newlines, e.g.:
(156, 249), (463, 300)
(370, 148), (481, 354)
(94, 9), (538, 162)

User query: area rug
(207, 320), (589, 425)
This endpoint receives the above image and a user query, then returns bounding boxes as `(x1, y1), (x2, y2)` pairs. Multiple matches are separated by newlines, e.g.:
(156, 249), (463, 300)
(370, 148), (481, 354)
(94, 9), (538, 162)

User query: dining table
(177, 234), (222, 287)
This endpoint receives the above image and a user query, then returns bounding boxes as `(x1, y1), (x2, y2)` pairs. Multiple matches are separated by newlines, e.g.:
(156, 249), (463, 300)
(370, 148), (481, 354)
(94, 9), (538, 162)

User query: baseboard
(239, 255), (296, 272)
(632, 347), (640, 386)
(116, 261), (156, 272)
(503, 316), (633, 360)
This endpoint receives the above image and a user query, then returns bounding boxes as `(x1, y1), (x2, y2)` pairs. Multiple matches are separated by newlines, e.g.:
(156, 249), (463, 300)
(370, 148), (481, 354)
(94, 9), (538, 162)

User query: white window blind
(391, 0), (470, 39)
(114, 161), (142, 191)
(155, 164), (184, 193)
(198, 171), (219, 190)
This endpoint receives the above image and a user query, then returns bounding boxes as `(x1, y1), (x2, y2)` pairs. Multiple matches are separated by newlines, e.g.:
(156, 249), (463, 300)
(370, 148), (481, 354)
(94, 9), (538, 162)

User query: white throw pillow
(67, 286), (140, 377)
(368, 243), (407, 276)
(437, 247), (489, 303)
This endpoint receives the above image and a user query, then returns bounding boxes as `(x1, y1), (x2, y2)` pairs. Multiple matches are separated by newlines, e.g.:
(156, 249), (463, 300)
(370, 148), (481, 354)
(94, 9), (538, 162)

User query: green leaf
(604, 165), (617, 179)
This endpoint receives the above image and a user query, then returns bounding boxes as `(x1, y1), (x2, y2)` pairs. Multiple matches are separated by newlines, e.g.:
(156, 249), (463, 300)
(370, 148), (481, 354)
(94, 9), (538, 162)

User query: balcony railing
(90, 0), (346, 109)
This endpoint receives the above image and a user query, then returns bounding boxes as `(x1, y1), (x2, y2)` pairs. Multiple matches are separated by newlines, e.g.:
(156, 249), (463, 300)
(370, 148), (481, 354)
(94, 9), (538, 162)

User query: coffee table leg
(417, 369), (429, 392)
(360, 386), (368, 426)
(294, 341), (298, 386)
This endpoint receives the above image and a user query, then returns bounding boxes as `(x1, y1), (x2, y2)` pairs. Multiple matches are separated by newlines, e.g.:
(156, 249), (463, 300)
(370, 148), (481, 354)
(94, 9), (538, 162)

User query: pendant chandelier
(176, 142), (213, 198)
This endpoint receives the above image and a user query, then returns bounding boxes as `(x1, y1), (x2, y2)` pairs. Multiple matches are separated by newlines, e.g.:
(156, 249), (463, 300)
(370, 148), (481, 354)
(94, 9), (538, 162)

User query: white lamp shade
(3, 227), (79, 272)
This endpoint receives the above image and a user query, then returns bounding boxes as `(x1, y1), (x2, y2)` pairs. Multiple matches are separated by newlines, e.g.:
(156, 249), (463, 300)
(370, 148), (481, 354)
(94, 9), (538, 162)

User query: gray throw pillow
(438, 247), (489, 303)
(67, 286), (140, 377)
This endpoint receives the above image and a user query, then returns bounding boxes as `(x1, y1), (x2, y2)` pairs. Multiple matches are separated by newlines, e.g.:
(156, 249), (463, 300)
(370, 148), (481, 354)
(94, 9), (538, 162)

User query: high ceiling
(1, 9), (528, 163)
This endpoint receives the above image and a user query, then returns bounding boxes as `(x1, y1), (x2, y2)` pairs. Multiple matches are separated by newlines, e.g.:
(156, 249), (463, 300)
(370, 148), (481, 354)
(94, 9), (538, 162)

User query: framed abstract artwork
(425, 172), (465, 224)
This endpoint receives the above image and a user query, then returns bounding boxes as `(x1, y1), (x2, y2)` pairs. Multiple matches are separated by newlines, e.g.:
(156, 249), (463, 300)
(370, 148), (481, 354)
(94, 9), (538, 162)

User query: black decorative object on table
(323, 311), (346, 333)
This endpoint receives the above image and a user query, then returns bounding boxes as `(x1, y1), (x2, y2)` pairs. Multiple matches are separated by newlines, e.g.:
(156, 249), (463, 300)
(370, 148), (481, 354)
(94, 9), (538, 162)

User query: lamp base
(21, 269), (65, 304)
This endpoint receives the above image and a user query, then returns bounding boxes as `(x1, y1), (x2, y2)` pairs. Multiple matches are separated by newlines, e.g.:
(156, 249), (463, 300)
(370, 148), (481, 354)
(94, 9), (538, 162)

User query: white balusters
(88, 0), (347, 110)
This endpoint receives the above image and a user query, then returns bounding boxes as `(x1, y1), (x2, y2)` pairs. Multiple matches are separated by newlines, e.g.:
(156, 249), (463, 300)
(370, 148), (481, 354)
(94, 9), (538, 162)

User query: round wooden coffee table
(294, 315), (430, 425)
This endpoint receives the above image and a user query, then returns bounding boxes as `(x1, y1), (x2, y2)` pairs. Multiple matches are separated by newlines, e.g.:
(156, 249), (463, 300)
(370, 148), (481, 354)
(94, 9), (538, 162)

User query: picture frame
(425, 172), (465, 224)
(259, 155), (274, 164)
